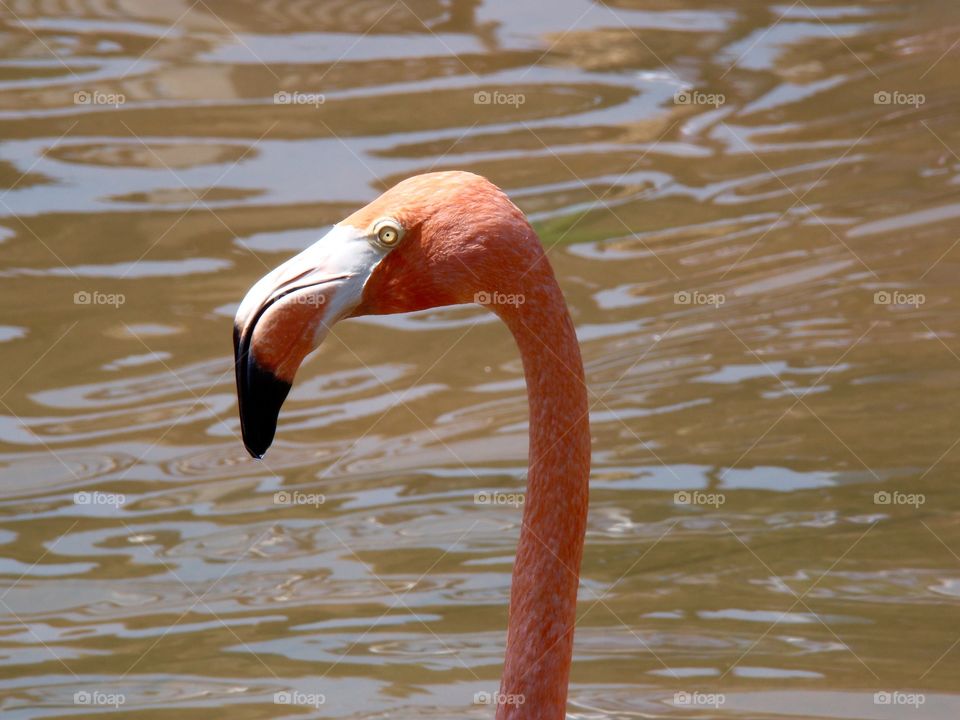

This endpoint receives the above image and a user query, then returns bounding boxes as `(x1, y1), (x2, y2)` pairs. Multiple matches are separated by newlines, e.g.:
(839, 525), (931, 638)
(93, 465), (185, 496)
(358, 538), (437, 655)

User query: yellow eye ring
(373, 218), (403, 248)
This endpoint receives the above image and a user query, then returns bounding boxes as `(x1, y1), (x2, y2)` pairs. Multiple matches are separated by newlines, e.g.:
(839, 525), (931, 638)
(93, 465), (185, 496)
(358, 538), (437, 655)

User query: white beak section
(235, 223), (388, 345)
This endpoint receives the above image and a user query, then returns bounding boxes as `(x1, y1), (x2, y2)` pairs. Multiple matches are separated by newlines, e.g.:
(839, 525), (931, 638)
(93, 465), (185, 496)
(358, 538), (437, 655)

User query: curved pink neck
(493, 264), (591, 719)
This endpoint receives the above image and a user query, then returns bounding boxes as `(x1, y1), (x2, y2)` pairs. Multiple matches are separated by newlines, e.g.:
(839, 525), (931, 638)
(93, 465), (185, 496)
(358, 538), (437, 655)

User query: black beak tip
(235, 325), (292, 461)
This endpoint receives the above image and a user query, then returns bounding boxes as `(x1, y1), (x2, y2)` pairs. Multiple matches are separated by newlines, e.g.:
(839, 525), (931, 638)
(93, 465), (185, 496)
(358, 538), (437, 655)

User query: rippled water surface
(1, 0), (960, 717)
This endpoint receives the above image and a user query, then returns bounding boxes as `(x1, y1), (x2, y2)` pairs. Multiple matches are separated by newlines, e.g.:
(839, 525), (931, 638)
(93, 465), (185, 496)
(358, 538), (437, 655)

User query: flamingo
(233, 171), (590, 719)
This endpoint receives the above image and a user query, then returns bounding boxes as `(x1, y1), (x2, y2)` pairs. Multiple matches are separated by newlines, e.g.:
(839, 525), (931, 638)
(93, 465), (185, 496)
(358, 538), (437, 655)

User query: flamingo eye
(372, 218), (403, 248)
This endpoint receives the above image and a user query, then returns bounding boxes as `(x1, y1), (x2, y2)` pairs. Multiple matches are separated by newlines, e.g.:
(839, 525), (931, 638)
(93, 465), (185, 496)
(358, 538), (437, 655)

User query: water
(1, 0), (959, 717)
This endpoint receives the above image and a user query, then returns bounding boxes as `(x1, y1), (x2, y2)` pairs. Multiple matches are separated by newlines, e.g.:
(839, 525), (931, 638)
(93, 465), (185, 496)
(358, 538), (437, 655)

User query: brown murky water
(1, 0), (959, 717)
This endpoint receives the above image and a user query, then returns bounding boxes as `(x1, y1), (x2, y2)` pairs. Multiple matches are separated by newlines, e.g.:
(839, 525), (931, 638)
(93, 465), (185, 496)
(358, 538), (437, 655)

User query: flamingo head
(233, 171), (537, 458)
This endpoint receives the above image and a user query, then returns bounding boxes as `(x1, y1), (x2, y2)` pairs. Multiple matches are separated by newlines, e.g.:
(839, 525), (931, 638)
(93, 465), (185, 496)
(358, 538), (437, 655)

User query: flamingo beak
(233, 224), (387, 458)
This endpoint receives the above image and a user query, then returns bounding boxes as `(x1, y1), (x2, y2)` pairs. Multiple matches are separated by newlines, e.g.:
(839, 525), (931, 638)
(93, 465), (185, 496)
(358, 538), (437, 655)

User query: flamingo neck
(494, 267), (590, 719)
